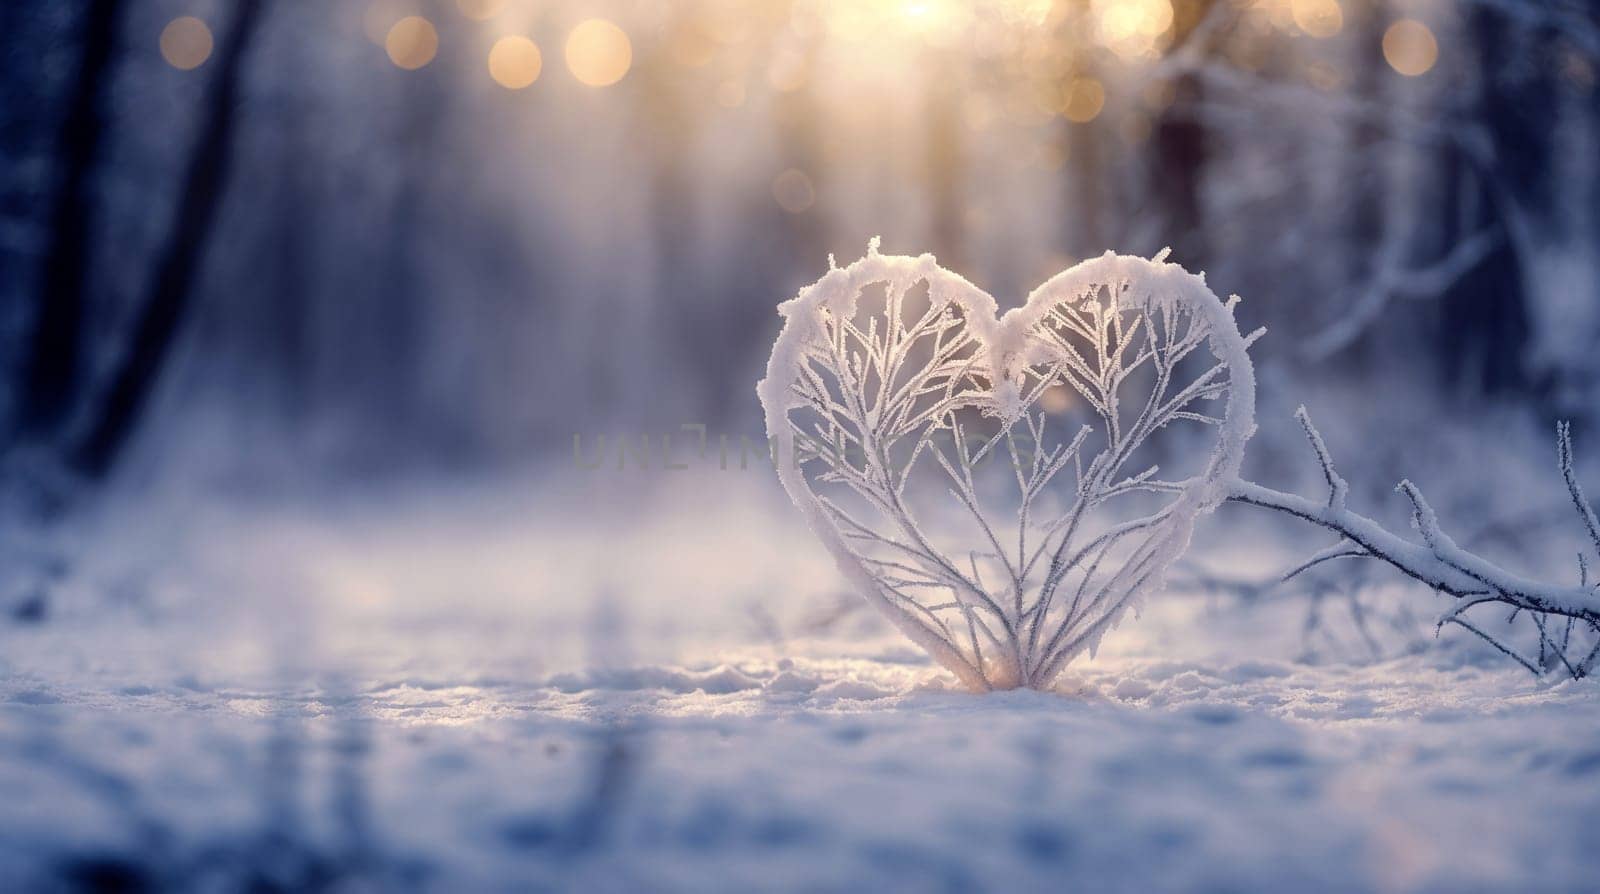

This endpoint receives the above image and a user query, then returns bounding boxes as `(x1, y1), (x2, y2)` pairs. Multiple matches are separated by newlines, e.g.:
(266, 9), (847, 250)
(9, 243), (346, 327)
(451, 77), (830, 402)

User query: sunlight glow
(819, 3), (874, 42)
(160, 16), (213, 70)
(1383, 19), (1438, 77)
(386, 16), (439, 70)
(566, 19), (632, 87)
(811, 0), (1045, 46)
(489, 36), (542, 89)
(997, 0), (1053, 26)
(898, 0), (971, 46)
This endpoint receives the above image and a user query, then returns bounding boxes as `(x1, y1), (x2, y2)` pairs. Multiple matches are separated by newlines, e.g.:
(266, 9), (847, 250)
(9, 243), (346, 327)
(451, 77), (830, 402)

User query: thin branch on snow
(1229, 411), (1600, 678)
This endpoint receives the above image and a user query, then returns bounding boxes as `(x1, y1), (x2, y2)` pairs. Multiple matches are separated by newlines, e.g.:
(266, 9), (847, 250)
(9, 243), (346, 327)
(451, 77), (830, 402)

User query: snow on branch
(761, 249), (1600, 687)
(1228, 412), (1600, 678)
(759, 247), (1256, 691)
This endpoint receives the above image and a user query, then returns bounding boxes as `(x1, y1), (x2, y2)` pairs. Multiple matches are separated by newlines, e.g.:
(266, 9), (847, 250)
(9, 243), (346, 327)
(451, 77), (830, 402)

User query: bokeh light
(1039, 385), (1075, 415)
(1062, 77), (1106, 123)
(565, 19), (632, 87)
(386, 16), (439, 70)
(488, 35), (542, 89)
(1290, 0), (1343, 38)
(1383, 19), (1438, 77)
(772, 169), (815, 213)
(160, 16), (213, 70)
(900, 0), (971, 47)
(1094, 0), (1173, 59)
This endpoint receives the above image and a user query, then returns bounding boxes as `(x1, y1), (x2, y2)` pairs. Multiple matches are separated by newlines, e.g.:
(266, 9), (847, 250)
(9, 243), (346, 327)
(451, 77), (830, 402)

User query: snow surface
(2, 470), (1599, 892)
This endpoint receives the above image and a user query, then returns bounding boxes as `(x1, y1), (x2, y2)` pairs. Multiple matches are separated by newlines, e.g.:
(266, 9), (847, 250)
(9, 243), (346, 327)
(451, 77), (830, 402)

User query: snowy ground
(2, 469), (1598, 892)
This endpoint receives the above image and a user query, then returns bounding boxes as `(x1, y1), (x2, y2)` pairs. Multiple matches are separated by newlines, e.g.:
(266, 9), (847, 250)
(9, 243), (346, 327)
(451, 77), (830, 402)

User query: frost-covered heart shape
(758, 242), (1257, 691)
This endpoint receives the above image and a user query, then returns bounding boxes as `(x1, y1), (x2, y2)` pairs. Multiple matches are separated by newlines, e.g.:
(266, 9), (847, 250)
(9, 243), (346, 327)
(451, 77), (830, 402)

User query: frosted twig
(1294, 405), (1347, 511)
(1230, 411), (1600, 678)
(760, 249), (1255, 690)
(1558, 421), (1600, 559)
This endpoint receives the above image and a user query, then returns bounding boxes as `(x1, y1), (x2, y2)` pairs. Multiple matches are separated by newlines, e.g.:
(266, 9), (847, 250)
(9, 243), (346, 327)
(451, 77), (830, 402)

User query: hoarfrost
(758, 244), (1258, 691)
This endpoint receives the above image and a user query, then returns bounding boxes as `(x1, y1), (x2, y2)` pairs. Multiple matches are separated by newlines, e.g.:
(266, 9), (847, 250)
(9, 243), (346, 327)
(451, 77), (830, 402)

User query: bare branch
(1558, 421), (1600, 559)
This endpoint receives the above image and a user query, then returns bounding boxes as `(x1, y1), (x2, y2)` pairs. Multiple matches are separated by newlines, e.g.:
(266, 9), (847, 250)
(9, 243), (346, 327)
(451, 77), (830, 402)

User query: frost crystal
(758, 246), (1257, 691)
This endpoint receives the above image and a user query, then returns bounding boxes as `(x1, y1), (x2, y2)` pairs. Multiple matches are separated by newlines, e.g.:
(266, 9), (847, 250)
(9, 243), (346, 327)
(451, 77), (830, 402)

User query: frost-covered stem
(1228, 478), (1600, 624)
(1558, 421), (1600, 559)
(1294, 405), (1347, 510)
(1227, 414), (1600, 677)
(1444, 615), (1542, 676)
(763, 248), (1254, 691)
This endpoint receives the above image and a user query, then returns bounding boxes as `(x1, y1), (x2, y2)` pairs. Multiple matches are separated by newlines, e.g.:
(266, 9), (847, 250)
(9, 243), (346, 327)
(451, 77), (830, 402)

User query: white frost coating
(1230, 414), (1600, 677)
(757, 244), (1257, 691)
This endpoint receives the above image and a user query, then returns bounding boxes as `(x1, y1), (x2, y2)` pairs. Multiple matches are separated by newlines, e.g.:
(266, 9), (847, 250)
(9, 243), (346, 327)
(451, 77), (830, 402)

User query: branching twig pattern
(1229, 410), (1600, 678)
(760, 245), (1256, 691)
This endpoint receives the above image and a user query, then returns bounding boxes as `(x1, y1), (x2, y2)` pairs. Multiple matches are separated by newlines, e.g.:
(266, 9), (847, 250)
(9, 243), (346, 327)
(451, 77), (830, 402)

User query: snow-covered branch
(761, 248), (1256, 691)
(1228, 410), (1600, 677)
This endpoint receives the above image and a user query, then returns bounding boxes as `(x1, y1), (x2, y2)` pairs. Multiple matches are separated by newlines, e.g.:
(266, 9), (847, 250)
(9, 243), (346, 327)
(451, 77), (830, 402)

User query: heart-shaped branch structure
(759, 242), (1258, 691)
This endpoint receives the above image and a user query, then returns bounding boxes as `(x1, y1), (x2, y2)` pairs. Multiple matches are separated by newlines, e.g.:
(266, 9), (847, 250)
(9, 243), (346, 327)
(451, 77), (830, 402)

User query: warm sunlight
(8, 1), (1597, 889)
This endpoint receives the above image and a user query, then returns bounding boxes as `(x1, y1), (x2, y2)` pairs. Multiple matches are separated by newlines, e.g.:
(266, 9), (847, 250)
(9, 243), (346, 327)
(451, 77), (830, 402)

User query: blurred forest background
(1, 0), (1597, 492)
(4, 7), (1600, 888)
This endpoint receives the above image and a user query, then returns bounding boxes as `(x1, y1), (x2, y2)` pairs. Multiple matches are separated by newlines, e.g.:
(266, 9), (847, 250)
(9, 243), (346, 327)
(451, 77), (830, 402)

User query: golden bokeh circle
(1383, 19), (1439, 77)
(565, 19), (632, 87)
(160, 16), (213, 70)
(489, 36), (542, 89)
(1291, 0), (1343, 39)
(1062, 78), (1106, 123)
(386, 16), (439, 71)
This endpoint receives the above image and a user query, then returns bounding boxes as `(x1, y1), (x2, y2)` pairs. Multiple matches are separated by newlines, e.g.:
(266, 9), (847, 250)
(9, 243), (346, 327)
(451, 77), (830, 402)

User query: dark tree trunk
(1334, 0), (1388, 372)
(72, 0), (268, 476)
(1431, 7), (1540, 396)
(17, 0), (123, 443)
(1146, 0), (1215, 270)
